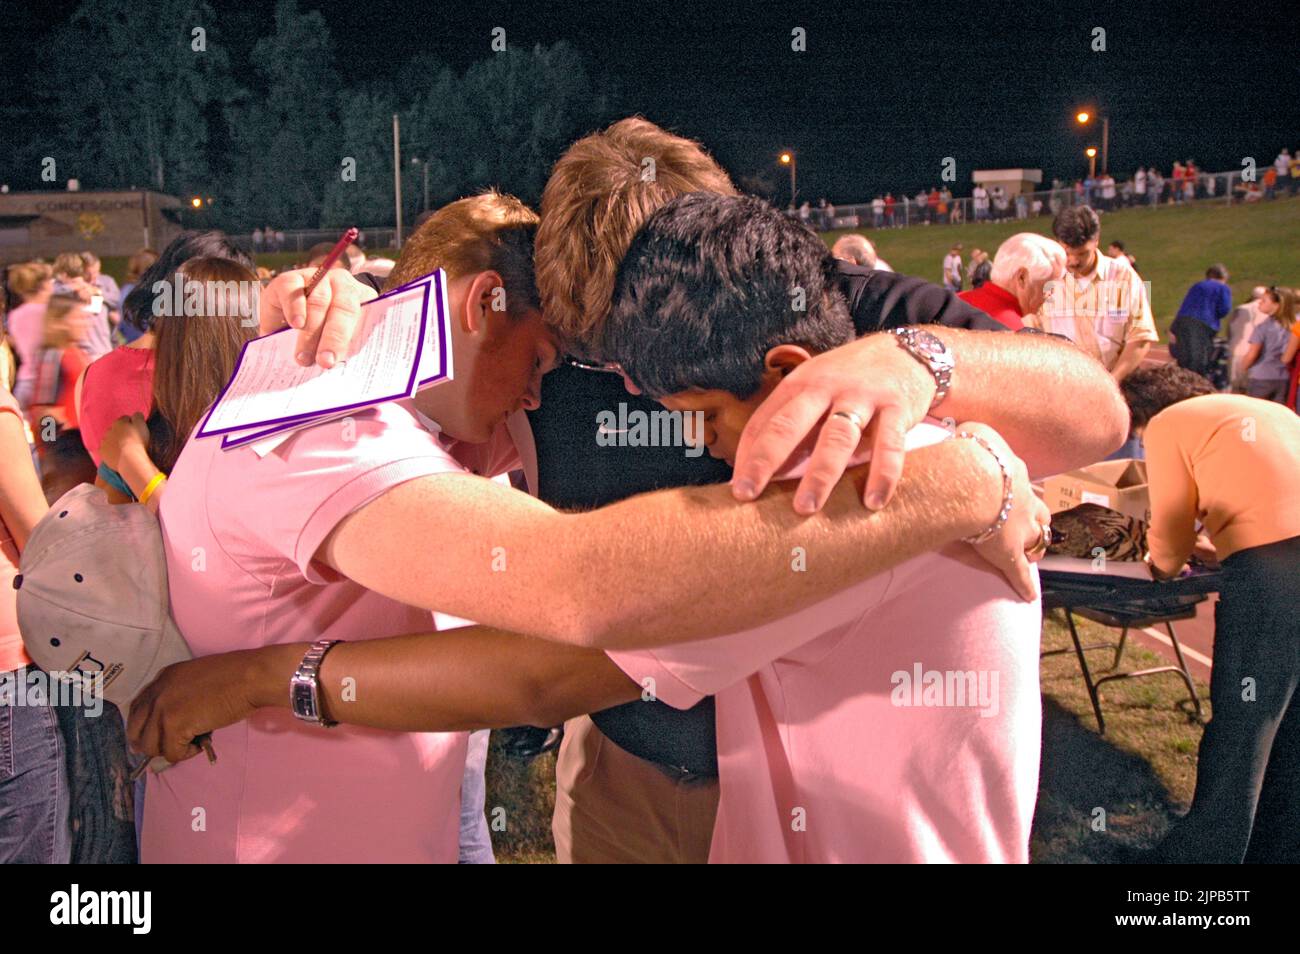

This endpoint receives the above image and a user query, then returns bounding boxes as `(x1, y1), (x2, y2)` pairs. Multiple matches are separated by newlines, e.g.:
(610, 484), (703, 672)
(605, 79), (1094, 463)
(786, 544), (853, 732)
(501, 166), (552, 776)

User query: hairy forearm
(329, 437), (1002, 650)
(544, 436), (1003, 648)
(242, 634), (635, 732)
(929, 328), (1129, 475)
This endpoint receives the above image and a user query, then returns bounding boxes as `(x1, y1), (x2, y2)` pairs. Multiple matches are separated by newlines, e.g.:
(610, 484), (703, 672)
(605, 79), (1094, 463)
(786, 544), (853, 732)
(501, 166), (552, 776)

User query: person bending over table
(1122, 365), (1300, 863)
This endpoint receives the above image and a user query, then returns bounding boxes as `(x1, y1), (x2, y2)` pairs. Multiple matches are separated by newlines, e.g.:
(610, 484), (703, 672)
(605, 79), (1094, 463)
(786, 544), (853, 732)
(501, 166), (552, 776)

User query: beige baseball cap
(15, 483), (192, 710)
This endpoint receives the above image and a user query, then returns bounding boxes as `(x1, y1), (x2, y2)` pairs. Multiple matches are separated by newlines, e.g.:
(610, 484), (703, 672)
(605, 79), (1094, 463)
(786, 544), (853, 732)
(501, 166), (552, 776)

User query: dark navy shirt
(1176, 279), (1233, 332)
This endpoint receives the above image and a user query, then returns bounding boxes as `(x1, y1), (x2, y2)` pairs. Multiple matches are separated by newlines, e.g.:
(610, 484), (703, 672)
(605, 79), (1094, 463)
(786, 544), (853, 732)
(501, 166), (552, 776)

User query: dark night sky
(4, 0), (1298, 203)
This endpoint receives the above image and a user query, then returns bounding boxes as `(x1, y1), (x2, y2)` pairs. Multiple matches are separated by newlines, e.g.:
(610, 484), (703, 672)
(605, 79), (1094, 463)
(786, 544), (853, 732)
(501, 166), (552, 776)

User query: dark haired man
(587, 190), (1051, 861)
(1026, 206), (1157, 381)
(1106, 240), (1137, 274)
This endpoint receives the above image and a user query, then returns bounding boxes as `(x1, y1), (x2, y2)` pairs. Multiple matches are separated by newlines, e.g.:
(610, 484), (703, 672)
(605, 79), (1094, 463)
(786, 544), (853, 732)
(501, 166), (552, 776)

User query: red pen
(302, 226), (359, 300)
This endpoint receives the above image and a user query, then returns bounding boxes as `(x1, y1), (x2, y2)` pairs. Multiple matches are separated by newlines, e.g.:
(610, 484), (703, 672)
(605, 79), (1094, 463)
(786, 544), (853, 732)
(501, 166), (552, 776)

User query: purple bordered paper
(209, 270), (452, 449)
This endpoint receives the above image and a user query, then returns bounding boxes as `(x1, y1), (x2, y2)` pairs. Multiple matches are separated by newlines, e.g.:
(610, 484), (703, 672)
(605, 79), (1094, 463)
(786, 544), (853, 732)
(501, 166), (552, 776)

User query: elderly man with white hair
(957, 232), (1066, 331)
(830, 233), (893, 272)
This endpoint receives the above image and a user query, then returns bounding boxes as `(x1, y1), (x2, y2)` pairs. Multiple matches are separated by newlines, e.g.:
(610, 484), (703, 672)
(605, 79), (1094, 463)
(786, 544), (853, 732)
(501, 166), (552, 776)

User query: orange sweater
(1144, 393), (1300, 572)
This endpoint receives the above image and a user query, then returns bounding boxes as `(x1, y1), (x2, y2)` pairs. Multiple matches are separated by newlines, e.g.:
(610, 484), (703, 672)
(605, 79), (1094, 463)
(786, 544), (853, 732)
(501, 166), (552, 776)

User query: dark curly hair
(1053, 205), (1101, 248)
(1120, 364), (1216, 429)
(604, 192), (853, 399)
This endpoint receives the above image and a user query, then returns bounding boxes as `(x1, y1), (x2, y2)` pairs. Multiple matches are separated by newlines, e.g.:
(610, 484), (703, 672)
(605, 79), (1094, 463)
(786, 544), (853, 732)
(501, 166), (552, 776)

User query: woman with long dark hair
(77, 231), (254, 498)
(97, 257), (259, 504)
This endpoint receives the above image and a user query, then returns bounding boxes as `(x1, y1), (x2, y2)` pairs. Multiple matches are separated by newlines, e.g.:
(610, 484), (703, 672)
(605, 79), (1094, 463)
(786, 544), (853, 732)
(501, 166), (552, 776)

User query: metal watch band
(290, 638), (342, 727)
(889, 326), (953, 411)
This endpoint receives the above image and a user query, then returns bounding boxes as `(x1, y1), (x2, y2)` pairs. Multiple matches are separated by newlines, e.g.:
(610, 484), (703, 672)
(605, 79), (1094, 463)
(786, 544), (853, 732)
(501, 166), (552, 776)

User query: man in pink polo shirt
(590, 193), (1043, 861)
(958, 233), (1066, 332)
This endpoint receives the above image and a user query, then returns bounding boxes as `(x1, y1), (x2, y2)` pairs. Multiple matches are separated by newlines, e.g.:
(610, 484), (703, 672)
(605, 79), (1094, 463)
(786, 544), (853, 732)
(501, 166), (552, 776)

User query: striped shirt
(1025, 252), (1158, 370)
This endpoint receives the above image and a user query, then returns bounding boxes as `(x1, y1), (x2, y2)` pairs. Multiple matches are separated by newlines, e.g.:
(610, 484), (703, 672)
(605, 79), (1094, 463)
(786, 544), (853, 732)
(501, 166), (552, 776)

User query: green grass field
(825, 199), (1300, 336)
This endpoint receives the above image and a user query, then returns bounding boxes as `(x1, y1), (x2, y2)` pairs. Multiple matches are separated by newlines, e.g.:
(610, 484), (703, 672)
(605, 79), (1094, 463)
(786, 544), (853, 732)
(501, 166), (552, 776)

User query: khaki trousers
(552, 715), (718, 864)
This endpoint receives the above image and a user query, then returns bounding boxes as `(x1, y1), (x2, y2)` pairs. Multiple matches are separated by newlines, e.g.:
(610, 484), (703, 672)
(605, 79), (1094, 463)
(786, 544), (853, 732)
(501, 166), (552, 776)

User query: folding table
(1039, 567), (1222, 734)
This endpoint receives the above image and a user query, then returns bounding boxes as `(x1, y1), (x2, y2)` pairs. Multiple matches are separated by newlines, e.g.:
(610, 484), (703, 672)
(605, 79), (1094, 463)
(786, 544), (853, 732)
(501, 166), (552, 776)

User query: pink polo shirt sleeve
(210, 401), (469, 585)
(608, 570), (897, 709)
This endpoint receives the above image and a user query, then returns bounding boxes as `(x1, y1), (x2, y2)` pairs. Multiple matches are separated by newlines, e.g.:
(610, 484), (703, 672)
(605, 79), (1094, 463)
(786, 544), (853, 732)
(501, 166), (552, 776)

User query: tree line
(21, 0), (619, 232)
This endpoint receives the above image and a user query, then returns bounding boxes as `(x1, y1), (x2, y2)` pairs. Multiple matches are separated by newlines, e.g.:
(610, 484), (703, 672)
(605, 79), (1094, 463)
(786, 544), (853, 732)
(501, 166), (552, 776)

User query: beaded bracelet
(955, 432), (1014, 545)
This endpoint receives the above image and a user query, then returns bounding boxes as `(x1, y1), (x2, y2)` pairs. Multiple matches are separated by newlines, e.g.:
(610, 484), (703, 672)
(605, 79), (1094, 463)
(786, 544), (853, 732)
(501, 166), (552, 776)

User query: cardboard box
(1040, 458), (1150, 525)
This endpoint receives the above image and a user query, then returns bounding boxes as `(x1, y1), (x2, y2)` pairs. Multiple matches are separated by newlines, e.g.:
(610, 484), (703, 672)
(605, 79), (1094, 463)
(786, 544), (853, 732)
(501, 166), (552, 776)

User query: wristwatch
(290, 639), (342, 727)
(889, 326), (953, 411)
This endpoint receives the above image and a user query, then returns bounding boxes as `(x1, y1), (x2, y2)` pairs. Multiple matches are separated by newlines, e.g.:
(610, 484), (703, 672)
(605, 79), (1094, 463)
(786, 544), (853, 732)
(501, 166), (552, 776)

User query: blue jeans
(458, 729), (495, 864)
(0, 667), (71, 863)
(51, 699), (138, 863)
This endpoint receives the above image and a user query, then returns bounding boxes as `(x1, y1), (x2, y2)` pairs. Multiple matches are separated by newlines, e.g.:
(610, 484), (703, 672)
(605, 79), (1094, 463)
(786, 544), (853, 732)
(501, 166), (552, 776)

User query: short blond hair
(386, 191), (539, 319)
(7, 261), (52, 299)
(52, 252), (87, 280)
(536, 117), (736, 356)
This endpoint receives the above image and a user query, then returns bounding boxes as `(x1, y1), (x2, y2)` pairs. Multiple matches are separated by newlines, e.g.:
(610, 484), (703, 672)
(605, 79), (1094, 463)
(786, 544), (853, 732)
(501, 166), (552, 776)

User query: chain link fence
(222, 168), (1282, 254)
(796, 169), (1267, 232)
(225, 227), (401, 258)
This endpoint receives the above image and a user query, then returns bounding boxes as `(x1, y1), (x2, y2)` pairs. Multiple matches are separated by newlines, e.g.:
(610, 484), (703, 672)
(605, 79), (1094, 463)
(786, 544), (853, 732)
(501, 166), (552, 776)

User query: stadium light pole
(1085, 147), (1098, 179)
(410, 156), (430, 212)
(1075, 110), (1109, 175)
(779, 151), (797, 206)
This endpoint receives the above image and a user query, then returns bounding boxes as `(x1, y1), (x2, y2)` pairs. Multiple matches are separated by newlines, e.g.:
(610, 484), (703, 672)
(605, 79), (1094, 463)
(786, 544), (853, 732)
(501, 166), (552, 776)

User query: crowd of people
(805, 146), (1300, 232)
(0, 119), (1296, 866)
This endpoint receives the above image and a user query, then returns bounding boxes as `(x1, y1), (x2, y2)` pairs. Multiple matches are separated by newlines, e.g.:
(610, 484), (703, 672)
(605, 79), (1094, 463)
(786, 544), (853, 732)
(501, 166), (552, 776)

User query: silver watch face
(910, 329), (954, 371)
(911, 329), (944, 356)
